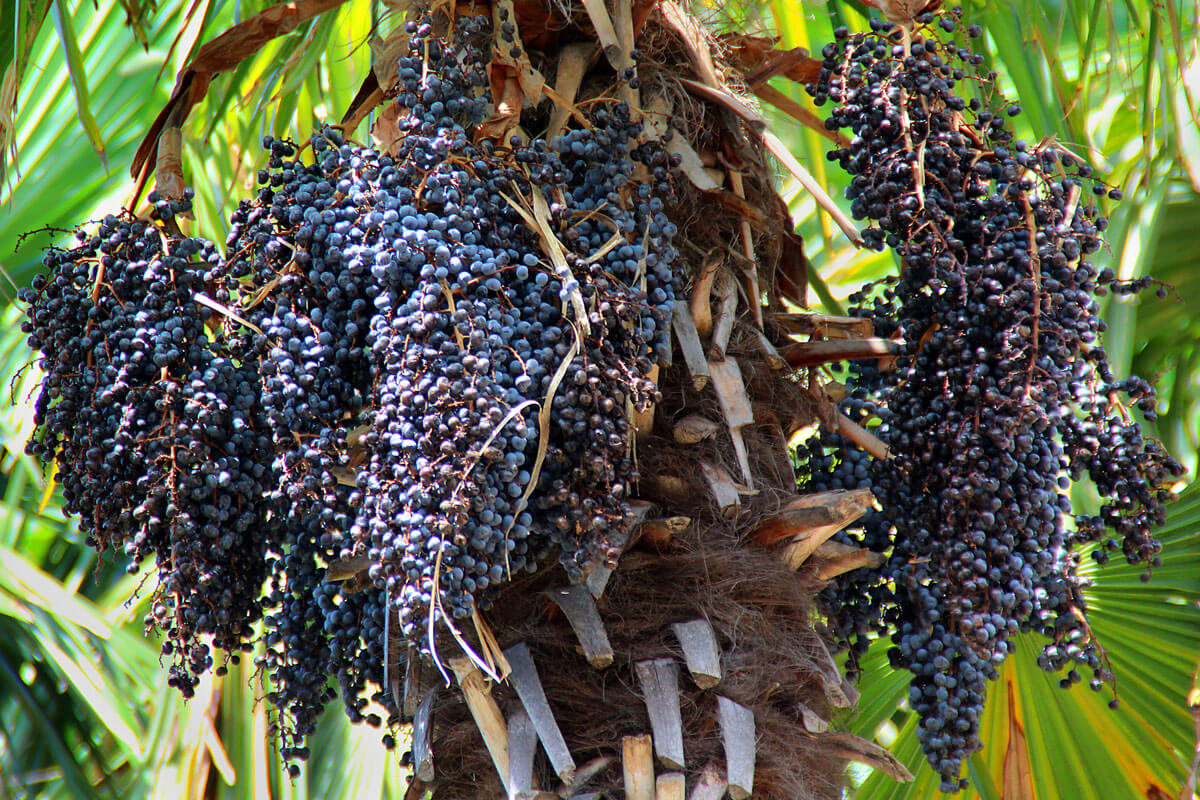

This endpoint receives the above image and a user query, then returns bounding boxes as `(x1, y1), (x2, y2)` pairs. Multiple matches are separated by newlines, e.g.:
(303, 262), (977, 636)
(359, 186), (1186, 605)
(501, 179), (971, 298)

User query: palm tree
(1, 1), (1197, 798)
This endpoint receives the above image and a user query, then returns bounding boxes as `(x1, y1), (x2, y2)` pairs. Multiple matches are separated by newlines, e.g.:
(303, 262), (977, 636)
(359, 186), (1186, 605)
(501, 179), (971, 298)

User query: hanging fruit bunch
(801, 11), (1183, 791)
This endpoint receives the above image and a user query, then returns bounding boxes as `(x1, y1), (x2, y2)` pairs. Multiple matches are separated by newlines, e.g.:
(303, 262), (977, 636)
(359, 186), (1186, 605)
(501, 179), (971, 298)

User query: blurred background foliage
(0, 0), (1196, 798)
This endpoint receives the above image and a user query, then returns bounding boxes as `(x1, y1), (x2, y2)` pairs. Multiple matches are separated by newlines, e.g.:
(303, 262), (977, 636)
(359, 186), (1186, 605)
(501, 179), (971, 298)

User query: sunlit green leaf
(49, 0), (107, 166)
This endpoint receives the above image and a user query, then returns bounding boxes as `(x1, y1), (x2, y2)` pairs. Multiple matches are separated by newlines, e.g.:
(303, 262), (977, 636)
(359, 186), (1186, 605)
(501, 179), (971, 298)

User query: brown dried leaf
(0, 62), (16, 159)
(326, 555), (370, 581)
(744, 49), (822, 88)
(658, 0), (723, 88)
(720, 33), (823, 85)
(780, 338), (897, 368)
(637, 516), (691, 552)
(184, 0), (351, 75)
(756, 488), (873, 560)
(861, 0), (944, 26)
(631, 0), (657, 37)
(341, 21), (408, 133)
(718, 33), (777, 69)
(678, 77), (766, 131)
(1002, 681), (1035, 800)
(813, 544), (886, 580)
(155, 127), (186, 199)
(510, 0), (562, 51)
(796, 702), (829, 733)
(727, 169), (763, 329)
(477, 64), (524, 142)
(775, 227), (809, 308)
(370, 28), (412, 89)
(371, 100), (404, 155)
(836, 412), (891, 461)
(822, 381), (850, 402)
(380, 0), (416, 14)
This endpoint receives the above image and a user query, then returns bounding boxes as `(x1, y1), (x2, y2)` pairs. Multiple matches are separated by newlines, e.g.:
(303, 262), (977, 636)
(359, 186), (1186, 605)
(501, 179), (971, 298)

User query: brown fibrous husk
(427, 520), (848, 800)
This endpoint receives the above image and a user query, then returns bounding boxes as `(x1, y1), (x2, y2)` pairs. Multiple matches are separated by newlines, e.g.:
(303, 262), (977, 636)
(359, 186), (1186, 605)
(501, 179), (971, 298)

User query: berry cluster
(807, 15), (1183, 790)
(20, 207), (280, 695)
(21, 13), (679, 763)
